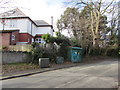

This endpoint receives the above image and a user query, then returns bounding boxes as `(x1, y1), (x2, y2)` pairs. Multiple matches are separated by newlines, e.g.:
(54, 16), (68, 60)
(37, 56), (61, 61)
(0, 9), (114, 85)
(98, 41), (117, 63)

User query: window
(10, 20), (17, 27)
(35, 38), (41, 43)
(12, 34), (15, 40)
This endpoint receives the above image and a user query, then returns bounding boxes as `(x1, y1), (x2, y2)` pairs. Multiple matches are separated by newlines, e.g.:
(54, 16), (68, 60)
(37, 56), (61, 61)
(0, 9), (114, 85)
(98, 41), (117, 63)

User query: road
(2, 59), (118, 88)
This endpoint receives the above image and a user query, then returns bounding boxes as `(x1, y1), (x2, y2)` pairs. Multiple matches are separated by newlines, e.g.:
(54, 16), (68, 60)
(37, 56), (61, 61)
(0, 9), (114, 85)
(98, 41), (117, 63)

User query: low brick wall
(2, 51), (28, 64)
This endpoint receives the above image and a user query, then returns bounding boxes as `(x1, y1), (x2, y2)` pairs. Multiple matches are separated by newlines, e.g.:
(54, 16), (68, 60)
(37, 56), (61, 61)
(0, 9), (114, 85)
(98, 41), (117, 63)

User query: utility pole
(118, 1), (120, 30)
(2, 17), (5, 30)
(1, 7), (6, 31)
(118, 1), (120, 57)
(51, 16), (54, 36)
(51, 16), (53, 26)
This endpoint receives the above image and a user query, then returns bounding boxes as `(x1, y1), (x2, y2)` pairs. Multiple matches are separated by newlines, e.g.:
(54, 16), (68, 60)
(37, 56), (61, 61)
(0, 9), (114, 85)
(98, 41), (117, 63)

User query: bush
(27, 43), (58, 63)
(42, 34), (55, 43)
(88, 46), (118, 57)
(42, 44), (57, 62)
(27, 43), (44, 64)
(56, 43), (69, 60)
(54, 33), (70, 60)
(70, 38), (81, 47)
(2, 46), (8, 50)
(55, 37), (70, 46)
(106, 48), (118, 57)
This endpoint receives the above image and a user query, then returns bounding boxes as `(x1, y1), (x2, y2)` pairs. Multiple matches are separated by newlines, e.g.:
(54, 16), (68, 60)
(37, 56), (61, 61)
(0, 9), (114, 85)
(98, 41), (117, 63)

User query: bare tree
(67, 0), (115, 47)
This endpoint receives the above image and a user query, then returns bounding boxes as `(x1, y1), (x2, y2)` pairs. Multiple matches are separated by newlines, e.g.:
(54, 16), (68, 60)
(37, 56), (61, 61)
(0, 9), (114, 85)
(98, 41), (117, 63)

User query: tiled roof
(35, 34), (43, 37)
(33, 20), (50, 25)
(0, 8), (53, 28)
(0, 8), (26, 18)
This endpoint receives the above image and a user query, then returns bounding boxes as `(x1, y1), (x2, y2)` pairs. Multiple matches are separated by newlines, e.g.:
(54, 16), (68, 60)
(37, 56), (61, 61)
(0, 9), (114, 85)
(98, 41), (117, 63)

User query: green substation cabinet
(68, 47), (83, 63)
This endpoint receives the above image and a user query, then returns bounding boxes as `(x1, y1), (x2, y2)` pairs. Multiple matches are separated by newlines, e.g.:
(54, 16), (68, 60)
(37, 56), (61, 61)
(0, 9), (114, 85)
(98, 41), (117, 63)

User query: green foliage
(57, 7), (80, 37)
(54, 32), (70, 60)
(31, 42), (38, 48)
(42, 34), (50, 43)
(42, 34), (55, 43)
(89, 46), (118, 57)
(106, 49), (118, 57)
(27, 42), (58, 63)
(2, 46), (8, 49)
(70, 38), (81, 47)
(55, 32), (62, 37)
(27, 43), (44, 64)
(42, 44), (57, 62)
(55, 31), (70, 46)
(55, 37), (70, 46)
(57, 5), (117, 57)
(57, 43), (69, 60)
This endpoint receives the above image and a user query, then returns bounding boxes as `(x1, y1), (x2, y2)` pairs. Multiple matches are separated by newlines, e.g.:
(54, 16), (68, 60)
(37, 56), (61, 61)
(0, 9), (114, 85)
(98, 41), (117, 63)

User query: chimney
(51, 16), (53, 26)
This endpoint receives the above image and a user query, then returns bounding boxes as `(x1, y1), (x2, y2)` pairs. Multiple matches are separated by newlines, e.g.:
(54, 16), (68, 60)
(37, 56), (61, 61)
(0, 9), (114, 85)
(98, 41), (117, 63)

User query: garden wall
(1, 43), (60, 64)
(2, 51), (28, 64)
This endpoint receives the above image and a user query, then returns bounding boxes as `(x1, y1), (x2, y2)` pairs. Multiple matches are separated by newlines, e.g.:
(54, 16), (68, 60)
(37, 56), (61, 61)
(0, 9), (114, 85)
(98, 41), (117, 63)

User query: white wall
(27, 19), (37, 36)
(31, 25), (37, 36)
(17, 19), (28, 33)
(0, 18), (28, 33)
(36, 27), (53, 36)
(0, 18), (53, 37)
(22, 19), (53, 36)
(0, 19), (11, 29)
(27, 19), (32, 35)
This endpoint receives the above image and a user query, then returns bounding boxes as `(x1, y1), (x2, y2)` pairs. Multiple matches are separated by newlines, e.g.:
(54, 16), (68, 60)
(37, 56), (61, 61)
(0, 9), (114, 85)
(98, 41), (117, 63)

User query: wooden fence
(8, 45), (32, 52)
(2, 43), (60, 52)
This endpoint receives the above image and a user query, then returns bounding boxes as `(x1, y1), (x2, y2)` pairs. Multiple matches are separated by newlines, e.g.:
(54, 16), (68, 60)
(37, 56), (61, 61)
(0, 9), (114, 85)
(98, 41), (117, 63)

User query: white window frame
(12, 34), (15, 41)
(35, 38), (41, 43)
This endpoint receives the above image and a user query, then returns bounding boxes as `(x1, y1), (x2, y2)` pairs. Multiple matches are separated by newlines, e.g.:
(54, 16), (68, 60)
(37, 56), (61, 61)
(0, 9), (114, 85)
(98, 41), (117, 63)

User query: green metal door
(71, 49), (79, 62)
(71, 47), (82, 62)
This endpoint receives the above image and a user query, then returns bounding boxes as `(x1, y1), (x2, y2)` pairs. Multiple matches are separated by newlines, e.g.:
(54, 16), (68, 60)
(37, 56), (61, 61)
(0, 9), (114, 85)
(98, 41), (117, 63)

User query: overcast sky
(13, 0), (66, 28)
(0, 0), (66, 31)
(0, 0), (119, 35)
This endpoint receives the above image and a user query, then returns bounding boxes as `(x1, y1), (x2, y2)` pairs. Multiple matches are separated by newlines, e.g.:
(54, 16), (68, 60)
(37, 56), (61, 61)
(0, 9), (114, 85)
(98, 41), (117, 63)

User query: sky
(13, 0), (66, 30)
(0, 0), (66, 32)
(0, 0), (119, 36)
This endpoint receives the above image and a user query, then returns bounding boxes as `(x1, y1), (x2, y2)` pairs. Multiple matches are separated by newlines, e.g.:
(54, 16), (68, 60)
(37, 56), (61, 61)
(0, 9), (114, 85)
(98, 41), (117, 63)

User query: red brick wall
(0, 33), (11, 46)
(11, 31), (19, 45)
(0, 31), (19, 46)
(19, 33), (33, 44)
(0, 32), (33, 46)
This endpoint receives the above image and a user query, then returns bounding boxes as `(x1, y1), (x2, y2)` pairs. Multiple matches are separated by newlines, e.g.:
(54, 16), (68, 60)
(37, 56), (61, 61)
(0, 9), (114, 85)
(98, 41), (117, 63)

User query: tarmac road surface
(2, 59), (118, 88)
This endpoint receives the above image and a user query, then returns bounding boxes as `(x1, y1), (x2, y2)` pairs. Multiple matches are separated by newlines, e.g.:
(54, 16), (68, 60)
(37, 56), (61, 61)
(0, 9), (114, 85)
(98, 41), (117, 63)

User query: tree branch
(101, 0), (114, 15)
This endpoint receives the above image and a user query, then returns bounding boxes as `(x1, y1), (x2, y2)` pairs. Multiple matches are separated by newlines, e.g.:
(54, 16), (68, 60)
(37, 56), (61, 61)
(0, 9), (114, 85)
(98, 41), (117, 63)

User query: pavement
(1, 62), (80, 80)
(2, 58), (118, 88)
(1, 56), (115, 80)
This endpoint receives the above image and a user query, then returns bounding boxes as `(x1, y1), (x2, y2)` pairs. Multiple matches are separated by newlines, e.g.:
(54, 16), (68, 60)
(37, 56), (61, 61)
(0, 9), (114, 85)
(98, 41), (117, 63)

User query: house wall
(0, 19), (11, 29)
(19, 33), (33, 43)
(0, 31), (19, 46)
(0, 33), (10, 46)
(17, 19), (28, 33)
(33, 27), (53, 36)
(0, 18), (28, 33)
(0, 18), (54, 44)
(27, 19), (37, 35)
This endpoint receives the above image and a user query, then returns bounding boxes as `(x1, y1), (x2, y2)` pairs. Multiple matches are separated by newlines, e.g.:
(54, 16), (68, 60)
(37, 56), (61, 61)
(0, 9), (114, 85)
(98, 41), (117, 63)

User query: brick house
(0, 30), (19, 46)
(0, 8), (54, 46)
